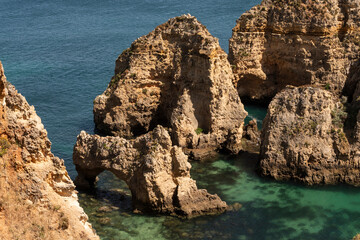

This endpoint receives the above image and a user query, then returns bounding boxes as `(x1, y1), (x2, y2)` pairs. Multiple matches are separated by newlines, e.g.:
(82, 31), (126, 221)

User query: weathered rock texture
(0, 62), (98, 240)
(343, 60), (360, 155)
(229, 0), (360, 101)
(73, 125), (227, 218)
(94, 14), (247, 154)
(259, 86), (360, 185)
(242, 119), (261, 153)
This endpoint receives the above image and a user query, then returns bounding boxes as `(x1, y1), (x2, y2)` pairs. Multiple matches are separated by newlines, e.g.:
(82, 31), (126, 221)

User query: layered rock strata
(229, 0), (360, 101)
(0, 62), (98, 239)
(93, 14), (247, 154)
(259, 86), (360, 185)
(73, 125), (227, 218)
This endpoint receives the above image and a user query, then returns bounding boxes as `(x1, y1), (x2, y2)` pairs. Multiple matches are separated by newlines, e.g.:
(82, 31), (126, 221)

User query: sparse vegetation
(109, 75), (120, 88)
(0, 138), (10, 157)
(195, 128), (203, 135)
(238, 48), (249, 57)
(331, 106), (348, 128)
(103, 143), (110, 150)
(53, 205), (61, 211)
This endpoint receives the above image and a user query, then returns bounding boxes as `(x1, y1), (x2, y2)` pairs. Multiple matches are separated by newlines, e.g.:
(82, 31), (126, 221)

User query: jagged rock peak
(73, 125), (227, 218)
(94, 14), (247, 156)
(0, 61), (98, 239)
(229, 0), (360, 102)
(259, 86), (360, 185)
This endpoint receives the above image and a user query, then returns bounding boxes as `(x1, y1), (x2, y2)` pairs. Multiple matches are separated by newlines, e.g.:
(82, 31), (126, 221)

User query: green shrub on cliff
(195, 128), (203, 135)
(0, 138), (10, 157)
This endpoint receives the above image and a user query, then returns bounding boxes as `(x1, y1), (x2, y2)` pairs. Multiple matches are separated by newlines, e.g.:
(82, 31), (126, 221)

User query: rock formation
(259, 86), (360, 185)
(73, 125), (227, 218)
(229, 0), (360, 101)
(93, 14), (247, 155)
(0, 62), (98, 239)
(242, 119), (261, 153)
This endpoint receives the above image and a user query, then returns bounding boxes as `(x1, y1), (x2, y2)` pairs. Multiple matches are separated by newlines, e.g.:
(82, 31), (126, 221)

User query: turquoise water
(2, 0), (360, 239)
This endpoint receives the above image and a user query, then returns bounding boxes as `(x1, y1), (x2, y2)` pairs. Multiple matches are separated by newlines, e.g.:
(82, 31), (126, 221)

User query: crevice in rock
(338, 0), (349, 42)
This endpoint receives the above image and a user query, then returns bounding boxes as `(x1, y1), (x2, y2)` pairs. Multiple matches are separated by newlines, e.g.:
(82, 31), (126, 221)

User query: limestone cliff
(229, 0), (360, 101)
(73, 126), (227, 217)
(0, 62), (98, 240)
(93, 14), (247, 155)
(259, 86), (360, 185)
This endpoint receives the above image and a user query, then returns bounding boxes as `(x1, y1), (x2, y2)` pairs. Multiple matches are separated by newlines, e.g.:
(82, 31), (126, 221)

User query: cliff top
(235, 0), (360, 34)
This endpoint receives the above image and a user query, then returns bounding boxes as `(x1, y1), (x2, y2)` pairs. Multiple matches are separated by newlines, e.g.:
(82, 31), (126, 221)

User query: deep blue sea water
(2, 0), (360, 239)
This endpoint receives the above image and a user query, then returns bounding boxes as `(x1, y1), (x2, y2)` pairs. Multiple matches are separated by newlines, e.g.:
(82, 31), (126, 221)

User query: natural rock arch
(73, 126), (227, 217)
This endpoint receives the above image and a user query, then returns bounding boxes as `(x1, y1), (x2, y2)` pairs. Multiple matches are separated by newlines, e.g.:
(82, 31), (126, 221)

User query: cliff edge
(229, 0), (360, 101)
(0, 61), (98, 240)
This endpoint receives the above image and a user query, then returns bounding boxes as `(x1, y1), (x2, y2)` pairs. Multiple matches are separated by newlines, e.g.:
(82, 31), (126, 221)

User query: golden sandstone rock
(73, 126), (227, 218)
(77, 14), (243, 218)
(93, 14), (247, 156)
(229, 0), (360, 102)
(0, 61), (98, 240)
(259, 86), (360, 185)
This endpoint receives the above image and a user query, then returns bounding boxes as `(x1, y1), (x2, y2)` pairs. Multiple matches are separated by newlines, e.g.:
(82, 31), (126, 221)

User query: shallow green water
(79, 151), (360, 240)
(244, 103), (267, 129)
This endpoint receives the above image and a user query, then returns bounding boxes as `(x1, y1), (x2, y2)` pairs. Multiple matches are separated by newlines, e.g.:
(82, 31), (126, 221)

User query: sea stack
(0, 62), (98, 239)
(259, 86), (360, 185)
(93, 14), (247, 156)
(229, 0), (360, 102)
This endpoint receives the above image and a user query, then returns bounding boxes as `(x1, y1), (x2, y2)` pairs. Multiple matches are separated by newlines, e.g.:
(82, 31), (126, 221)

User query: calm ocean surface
(1, 0), (360, 239)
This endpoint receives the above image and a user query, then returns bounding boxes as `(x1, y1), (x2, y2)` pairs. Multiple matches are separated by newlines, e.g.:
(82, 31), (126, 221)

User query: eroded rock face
(242, 119), (261, 153)
(229, 0), (360, 101)
(0, 62), (98, 239)
(73, 125), (227, 218)
(343, 60), (360, 153)
(259, 86), (360, 185)
(94, 14), (247, 154)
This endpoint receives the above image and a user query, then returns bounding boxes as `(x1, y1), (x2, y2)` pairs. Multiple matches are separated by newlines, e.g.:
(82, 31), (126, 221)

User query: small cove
(78, 147), (360, 240)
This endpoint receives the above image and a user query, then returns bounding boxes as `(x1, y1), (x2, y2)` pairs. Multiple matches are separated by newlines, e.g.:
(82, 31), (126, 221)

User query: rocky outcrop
(0, 62), (98, 240)
(242, 119), (261, 153)
(259, 86), (360, 185)
(93, 14), (247, 155)
(73, 125), (227, 218)
(229, 0), (360, 101)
